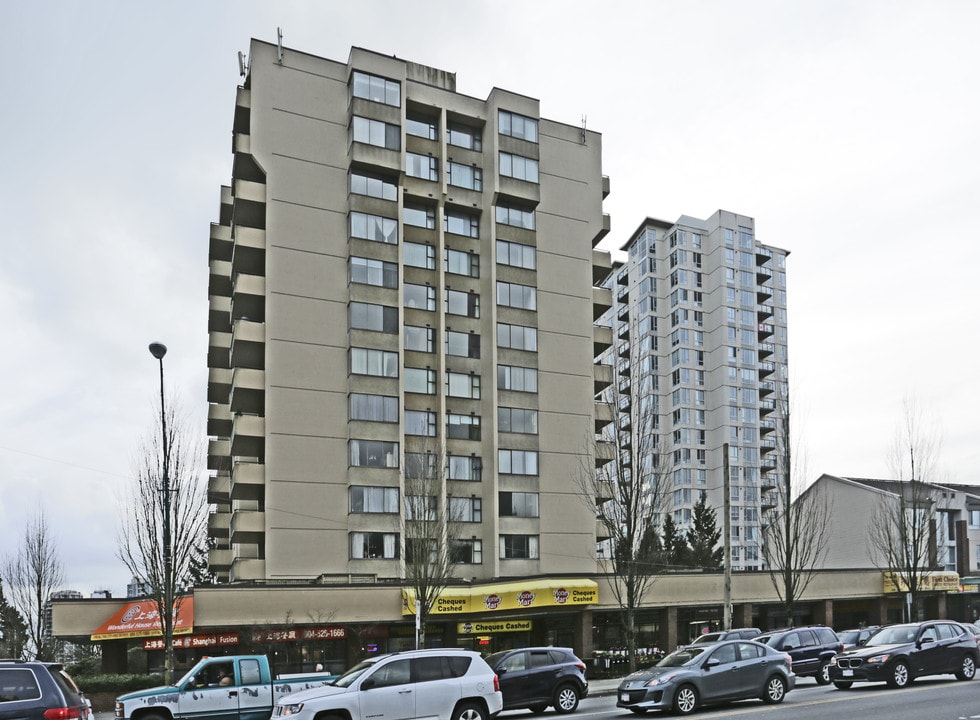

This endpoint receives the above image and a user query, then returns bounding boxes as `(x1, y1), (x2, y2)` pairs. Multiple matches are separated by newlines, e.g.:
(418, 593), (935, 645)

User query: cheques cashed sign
(402, 580), (597, 616)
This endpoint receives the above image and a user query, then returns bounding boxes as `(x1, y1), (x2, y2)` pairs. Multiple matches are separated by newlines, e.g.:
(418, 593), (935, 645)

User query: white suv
(274, 649), (502, 720)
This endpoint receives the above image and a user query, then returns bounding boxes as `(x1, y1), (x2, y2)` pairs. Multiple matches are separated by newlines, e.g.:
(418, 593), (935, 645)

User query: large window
(497, 281), (536, 310)
(446, 371), (480, 399)
(349, 393), (398, 423)
(349, 486), (398, 513)
(448, 161), (482, 191)
(447, 122), (482, 151)
(446, 330), (480, 359)
(405, 452), (438, 479)
(450, 539), (483, 564)
(444, 210), (479, 238)
(451, 497), (482, 523)
(351, 212), (397, 244)
(500, 534), (539, 559)
(405, 410), (437, 437)
(496, 239), (536, 270)
(350, 302), (398, 333)
(406, 152), (438, 181)
(404, 325), (434, 353)
(353, 116), (400, 151)
(498, 407), (537, 434)
(447, 455), (482, 481)
(404, 242), (436, 269)
(350, 348), (398, 377)
(445, 248), (480, 277)
(350, 257), (397, 288)
(404, 367), (437, 394)
(499, 152), (539, 183)
(498, 449), (538, 475)
(352, 71), (400, 106)
(404, 204), (436, 230)
(350, 531), (398, 559)
(496, 205), (535, 230)
(499, 491), (539, 517)
(447, 413), (481, 440)
(406, 113), (437, 140)
(350, 170), (397, 201)
(497, 323), (537, 351)
(498, 365), (537, 392)
(499, 110), (538, 142)
(349, 439), (398, 467)
(404, 283), (436, 311)
(446, 289), (480, 318)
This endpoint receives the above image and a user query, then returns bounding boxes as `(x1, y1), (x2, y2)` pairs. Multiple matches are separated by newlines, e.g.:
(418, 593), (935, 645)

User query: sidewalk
(589, 675), (625, 697)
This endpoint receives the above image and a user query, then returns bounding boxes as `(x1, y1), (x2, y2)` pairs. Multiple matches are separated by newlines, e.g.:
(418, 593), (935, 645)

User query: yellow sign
(458, 620), (532, 634)
(402, 579), (598, 616)
(883, 571), (960, 593)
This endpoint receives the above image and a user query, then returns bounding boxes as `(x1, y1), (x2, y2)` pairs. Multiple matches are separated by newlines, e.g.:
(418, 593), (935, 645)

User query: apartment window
(349, 439), (399, 468)
(404, 283), (436, 311)
(498, 449), (538, 475)
(404, 495), (437, 522)
(350, 302), (398, 333)
(497, 281), (536, 311)
(350, 348), (398, 377)
(498, 407), (537, 434)
(350, 531), (398, 559)
(447, 413), (481, 440)
(447, 122), (482, 151)
(352, 116), (400, 150)
(446, 371), (481, 399)
(496, 239), (536, 270)
(499, 110), (538, 142)
(404, 367), (436, 394)
(445, 248), (480, 277)
(406, 113), (437, 140)
(404, 452), (438, 480)
(404, 242), (436, 269)
(349, 393), (398, 423)
(446, 330), (480, 358)
(969, 510), (980, 528)
(350, 170), (397, 201)
(404, 325), (434, 353)
(497, 323), (537, 351)
(448, 455), (482, 481)
(499, 152), (539, 183)
(448, 161), (483, 191)
(351, 211), (397, 244)
(498, 365), (537, 392)
(350, 256), (397, 288)
(349, 486), (398, 513)
(450, 539), (483, 564)
(500, 534), (539, 559)
(499, 491), (539, 517)
(352, 71), (400, 106)
(406, 152), (438, 181)
(404, 538), (437, 564)
(451, 497), (482, 523)
(403, 204), (436, 230)
(446, 289), (480, 318)
(444, 210), (480, 238)
(405, 410), (437, 437)
(496, 205), (535, 230)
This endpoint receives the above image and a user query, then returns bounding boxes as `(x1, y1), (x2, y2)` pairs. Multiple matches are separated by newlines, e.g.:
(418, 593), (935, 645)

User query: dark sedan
(616, 640), (795, 715)
(830, 620), (979, 689)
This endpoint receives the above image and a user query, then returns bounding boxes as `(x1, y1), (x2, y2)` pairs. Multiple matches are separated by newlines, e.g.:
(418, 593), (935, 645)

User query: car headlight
(865, 654), (891, 665)
(278, 703), (305, 716)
(645, 673), (678, 686)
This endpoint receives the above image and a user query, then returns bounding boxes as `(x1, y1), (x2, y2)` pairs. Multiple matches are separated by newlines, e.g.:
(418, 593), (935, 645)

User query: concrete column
(576, 608), (594, 658)
(812, 599), (834, 628)
(661, 606), (679, 652)
(734, 603), (754, 628)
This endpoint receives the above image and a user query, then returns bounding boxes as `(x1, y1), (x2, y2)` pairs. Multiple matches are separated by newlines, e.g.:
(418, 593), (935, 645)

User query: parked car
(830, 620), (979, 689)
(485, 647), (587, 714)
(688, 628), (761, 646)
(273, 648), (502, 720)
(837, 626), (882, 650)
(753, 625), (842, 684)
(616, 640), (795, 715)
(960, 622), (980, 647)
(0, 660), (89, 720)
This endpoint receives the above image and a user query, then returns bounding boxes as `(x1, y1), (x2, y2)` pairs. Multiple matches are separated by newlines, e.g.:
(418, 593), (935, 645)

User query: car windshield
(838, 630), (860, 644)
(866, 625), (917, 646)
(656, 647), (707, 668)
(690, 633), (722, 645)
(331, 658), (379, 688)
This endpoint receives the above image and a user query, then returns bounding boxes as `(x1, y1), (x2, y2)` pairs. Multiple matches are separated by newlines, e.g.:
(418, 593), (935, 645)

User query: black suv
(829, 621), (979, 689)
(689, 628), (761, 646)
(485, 647), (588, 714)
(0, 660), (89, 720)
(754, 626), (843, 684)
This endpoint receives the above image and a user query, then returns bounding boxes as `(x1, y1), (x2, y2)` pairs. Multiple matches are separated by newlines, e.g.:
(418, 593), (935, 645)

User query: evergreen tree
(661, 514), (691, 569)
(0, 578), (28, 659)
(686, 492), (724, 570)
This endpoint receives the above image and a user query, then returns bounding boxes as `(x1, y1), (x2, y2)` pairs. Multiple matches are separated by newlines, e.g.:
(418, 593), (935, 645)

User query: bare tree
(118, 398), (208, 682)
(867, 398), (942, 621)
(763, 404), (832, 623)
(400, 436), (464, 649)
(0, 507), (66, 660)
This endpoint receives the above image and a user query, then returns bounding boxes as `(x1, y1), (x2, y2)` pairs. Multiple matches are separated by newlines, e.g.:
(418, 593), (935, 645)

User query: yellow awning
(402, 579), (597, 616)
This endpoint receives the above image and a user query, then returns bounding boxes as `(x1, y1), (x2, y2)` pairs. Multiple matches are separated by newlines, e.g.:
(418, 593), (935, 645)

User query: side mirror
(783, 644), (795, 651)
(361, 678), (376, 691)
(703, 658), (720, 669)
(496, 667), (508, 676)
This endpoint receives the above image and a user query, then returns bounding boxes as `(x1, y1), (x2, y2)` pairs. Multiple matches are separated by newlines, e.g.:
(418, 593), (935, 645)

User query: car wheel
(833, 681), (853, 690)
(553, 684), (579, 714)
(886, 661), (911, 688)
(452, 702), (487, 720)
(762, 675), (786, 704)
(955, 654), (977, 681)
(816, 660), (831, 685)
(528, 705), (548, 714)
(672, 684), (698, 715)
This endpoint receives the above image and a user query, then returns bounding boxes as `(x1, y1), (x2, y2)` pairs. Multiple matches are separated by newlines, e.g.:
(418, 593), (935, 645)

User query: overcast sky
(2, 1), (978, 597)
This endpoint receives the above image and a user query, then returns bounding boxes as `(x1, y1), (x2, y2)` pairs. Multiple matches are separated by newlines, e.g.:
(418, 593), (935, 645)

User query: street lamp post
(148, 341), (174, 681)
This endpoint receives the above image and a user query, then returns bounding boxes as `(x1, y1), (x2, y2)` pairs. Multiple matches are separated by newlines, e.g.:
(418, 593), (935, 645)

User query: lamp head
(149, 342), (168, 360)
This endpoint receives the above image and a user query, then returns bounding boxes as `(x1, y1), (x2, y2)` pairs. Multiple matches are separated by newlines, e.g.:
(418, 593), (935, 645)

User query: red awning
(91, 596), (194, 641)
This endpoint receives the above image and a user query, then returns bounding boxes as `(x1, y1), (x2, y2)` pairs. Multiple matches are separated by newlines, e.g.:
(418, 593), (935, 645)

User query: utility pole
(723, 442), (732, 631)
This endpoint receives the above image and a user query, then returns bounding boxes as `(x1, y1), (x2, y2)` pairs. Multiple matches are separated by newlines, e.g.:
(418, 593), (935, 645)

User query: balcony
(232, 226), (266, 277)
(617, 358), (631, 377)
(759, 380), (776, 396)
(593, 325), (613, 358)
(208, 367), (232, 404)
(758, 343), (775, 358)
(595, 442), (616, 470)
(756, 264), (773, 283)
(220, 185), (233, 226)
(232, 178), (266, 230)
(759, 399), (775, 416)
(207, 403), (233, 439)
(230, 367), (265, 414)
(602, 175), (611, 199)
(756, 286), (772, 303)
(207, 472), (231, 505)
(232, 272), (266, 322)
(210, 223), (233, 263)
(207, 438), (231, 471)
(209, 294), (232, 333)
(595, 402), (613, 432)
(208, 330), (231, 370)
(208, 546), (233, 573)
(230, 509), (265, 545)
(756, 304), (773, 320)
(592, 213), (611, 248)
(758, 361), (775, 378)
(761, 437), (777, 451)
(229, 557), (266, 583)
(231, 319), (265, 370)
(617, 340), (630, 359)
(757, 323), (774, 339)
(208, 510), (230, 538)
(231, 413), (265, 459)
(760, 418), (777, 435)
(233, 86), (251, 135)
(231, 460), (265, 502)
(593, 286), (613, 321)
(755, 246), (772, 264)
(209, 260), (232, 299)
(592, 249), (612, 286)
(596, 520), (611, 542)
(761, 474), (779, 492)
(594, 362), (613, 395)
(617, 303), (630, 322)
